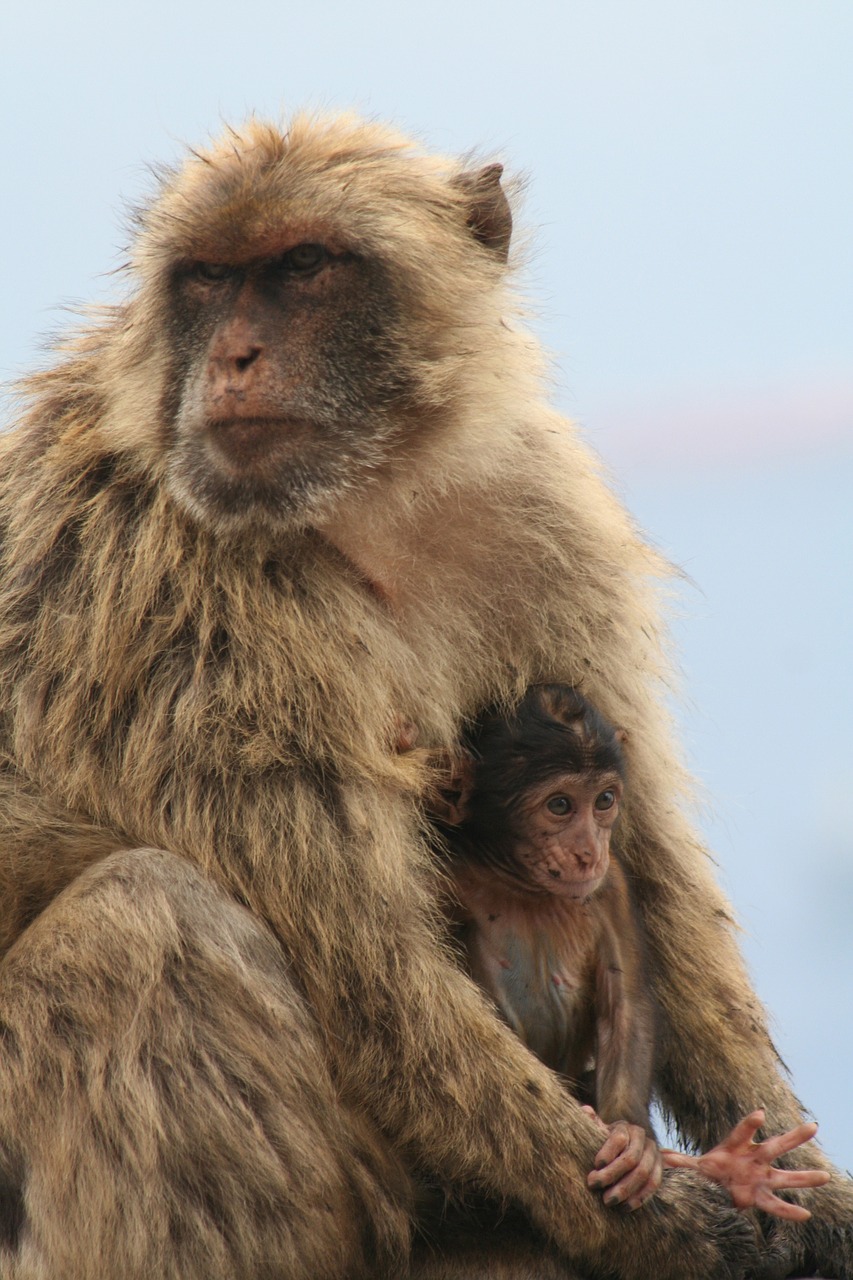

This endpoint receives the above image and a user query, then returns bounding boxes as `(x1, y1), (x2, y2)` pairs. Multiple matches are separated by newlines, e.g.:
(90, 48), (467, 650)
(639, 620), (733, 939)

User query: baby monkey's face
(511, 771), (623, 899)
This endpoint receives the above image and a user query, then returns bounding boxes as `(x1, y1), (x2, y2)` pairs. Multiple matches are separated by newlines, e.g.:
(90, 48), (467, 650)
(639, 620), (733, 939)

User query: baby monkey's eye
(546, 796), (572, 816)
(594, 790), (616, 811)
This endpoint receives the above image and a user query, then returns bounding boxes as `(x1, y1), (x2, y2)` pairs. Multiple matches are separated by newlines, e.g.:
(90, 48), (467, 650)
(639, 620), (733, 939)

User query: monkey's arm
(584, 866), (663, 1210)
(589, 865), (656, 1131)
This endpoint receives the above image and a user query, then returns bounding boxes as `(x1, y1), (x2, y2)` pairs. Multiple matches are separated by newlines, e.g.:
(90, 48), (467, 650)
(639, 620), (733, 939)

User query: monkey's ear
(615, 729), (628, 746)
(454, 164), (512, 262)
(428, 750), (476, 826)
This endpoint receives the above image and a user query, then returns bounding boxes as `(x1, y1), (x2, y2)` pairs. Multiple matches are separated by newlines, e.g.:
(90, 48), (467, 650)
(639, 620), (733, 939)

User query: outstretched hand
(662, 1109), (831, 1222)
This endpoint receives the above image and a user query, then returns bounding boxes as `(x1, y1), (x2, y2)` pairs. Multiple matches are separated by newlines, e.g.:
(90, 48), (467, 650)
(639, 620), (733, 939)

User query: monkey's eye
(546, 796), (572, 816)
(188, 261), (235, 283)
(594, 790), (616, 811)
(281, 243), (328, 274)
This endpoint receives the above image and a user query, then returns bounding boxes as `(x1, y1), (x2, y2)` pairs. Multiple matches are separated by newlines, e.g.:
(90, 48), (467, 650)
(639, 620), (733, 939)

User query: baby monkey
(433, 685), (829, 1216)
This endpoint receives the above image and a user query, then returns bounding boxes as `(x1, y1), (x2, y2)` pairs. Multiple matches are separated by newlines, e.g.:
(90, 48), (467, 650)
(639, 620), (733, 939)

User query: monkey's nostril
(548, 868), (561, 879)
(235, 347), (262, 373)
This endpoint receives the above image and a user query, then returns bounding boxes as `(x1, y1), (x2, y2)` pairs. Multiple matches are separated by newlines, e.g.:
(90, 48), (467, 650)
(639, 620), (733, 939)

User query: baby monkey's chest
(460, 901), (601, 1076)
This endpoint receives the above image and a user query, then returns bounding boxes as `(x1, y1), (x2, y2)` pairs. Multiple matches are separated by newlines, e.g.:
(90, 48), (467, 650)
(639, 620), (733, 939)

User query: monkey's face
(164, 242), (413, 531)
(114, 118), (513, 534)
(510, 770), (622, 899)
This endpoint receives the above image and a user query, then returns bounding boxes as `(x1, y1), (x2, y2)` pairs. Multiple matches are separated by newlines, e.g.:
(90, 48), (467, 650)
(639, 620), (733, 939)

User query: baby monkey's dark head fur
(444, 684), (627, 878)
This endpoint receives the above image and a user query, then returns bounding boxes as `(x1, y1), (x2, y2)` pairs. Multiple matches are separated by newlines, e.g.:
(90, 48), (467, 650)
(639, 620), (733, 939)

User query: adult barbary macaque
(0, 113), (850, 1279)
(437, 684), (831, 1219)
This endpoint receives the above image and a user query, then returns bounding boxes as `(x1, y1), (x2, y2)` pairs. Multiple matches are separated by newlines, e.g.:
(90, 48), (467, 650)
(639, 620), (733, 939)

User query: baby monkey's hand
(662, 1109), (831, 1222)
(583, 1107), (663, 1211)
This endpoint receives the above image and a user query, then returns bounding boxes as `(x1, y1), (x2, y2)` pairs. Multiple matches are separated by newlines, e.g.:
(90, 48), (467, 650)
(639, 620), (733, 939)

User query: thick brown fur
(0, 113), (849, 1279)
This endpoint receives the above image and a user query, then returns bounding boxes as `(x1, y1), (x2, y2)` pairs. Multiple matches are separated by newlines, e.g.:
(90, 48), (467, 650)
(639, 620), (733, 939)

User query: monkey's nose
(209, 346), (262, 382)
(208, 309), (265, 379)
(233, 347), (262, 373)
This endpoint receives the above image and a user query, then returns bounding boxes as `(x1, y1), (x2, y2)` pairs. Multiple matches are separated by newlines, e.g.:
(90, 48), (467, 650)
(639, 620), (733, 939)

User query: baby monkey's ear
(427, 749), (477, 826)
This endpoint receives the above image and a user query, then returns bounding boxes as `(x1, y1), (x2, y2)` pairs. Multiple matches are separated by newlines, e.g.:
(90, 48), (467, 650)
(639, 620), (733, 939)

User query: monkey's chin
(551, 876), (605, 903)
(165, 425), (379, 536)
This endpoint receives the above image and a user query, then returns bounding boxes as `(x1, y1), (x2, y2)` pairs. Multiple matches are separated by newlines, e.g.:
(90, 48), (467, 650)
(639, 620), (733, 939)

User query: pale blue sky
(3, 0), (852, 1162)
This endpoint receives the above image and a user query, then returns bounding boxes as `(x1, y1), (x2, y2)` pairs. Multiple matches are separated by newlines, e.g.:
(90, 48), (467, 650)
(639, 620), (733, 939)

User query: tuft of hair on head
(463, 684), (627, 818)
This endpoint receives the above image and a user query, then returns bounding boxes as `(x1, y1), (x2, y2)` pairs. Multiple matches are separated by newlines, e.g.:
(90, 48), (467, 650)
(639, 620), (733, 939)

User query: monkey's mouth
(549, 875), (605, 902)
(568, 883), (602, 902)
(207, 416), (316, 471)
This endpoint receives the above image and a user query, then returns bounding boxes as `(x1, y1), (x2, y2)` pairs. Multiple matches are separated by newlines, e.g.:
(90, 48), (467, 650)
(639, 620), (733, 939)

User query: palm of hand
(663, 1110), (831, 1223)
